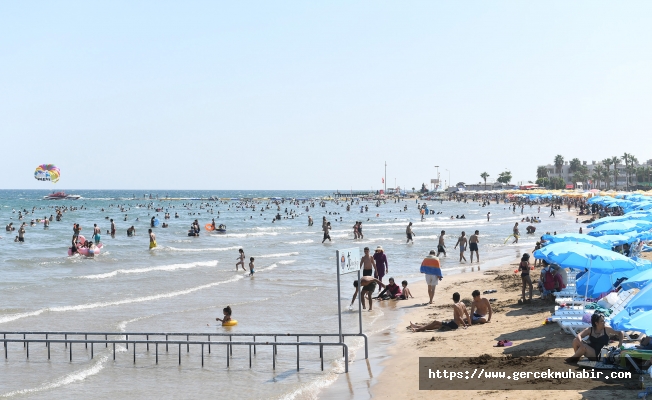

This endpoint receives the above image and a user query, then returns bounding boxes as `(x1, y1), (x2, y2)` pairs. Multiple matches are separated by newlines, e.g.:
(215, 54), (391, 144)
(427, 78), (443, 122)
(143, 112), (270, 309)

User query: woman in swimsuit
(518, 253), (533, 303)
(566, 313), (623, 363)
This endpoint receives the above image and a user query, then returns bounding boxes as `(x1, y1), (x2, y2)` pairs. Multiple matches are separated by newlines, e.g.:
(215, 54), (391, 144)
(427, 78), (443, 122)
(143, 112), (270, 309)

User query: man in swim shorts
(421, 250), (442, 304)
(350, 276), (385, 311)
(410, 292), (470, 331)
(148, 229), (157, 249)
(512, 223), (519, 244)
(469, 230), (480, 263)
(437, 231), (446, 257)
(359, 247), (376, 277)
(454, 231), (467, 263)
(110, 219), (116, 238)
(470, 289), (492, 324)
(406, 222), (415, 243)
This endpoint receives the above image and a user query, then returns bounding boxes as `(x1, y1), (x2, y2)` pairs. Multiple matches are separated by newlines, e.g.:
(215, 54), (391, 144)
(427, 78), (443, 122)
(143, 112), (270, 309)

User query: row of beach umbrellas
(534, 193), (652, 335)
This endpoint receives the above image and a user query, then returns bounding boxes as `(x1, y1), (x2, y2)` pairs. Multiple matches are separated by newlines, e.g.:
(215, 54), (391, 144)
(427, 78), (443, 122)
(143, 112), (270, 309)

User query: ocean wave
(222, 232), (279, 238)
(284, 239), (314, 244)
(0, 353), (113, 398)
(278, 260), (297, 265)
(78, 260), (219, 280)
(165, 246), (241, 253)
(0, 276), (243, 325)
(256, 252), (299, 258)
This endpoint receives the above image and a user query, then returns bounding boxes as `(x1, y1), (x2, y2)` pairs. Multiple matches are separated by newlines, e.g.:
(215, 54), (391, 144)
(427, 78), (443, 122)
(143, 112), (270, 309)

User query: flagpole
(384, 161), (387, 193)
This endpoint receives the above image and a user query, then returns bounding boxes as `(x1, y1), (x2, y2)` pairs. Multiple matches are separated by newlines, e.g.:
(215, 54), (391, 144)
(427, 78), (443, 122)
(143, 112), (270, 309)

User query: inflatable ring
(205, 223), (215, 231)
(222, 320), (238, 327)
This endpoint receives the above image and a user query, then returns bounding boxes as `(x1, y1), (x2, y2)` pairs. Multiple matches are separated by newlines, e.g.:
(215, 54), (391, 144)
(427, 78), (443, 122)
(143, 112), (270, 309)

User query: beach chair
(556, 290), (637, 335)
(552, 290), (635, 319)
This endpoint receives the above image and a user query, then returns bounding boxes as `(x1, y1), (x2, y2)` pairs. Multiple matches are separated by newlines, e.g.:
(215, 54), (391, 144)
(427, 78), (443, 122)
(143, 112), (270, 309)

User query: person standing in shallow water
(373, 246), (388, 287)
(148, 228), (156, 249)
(454, 231), (468, 263)
(406, 222), (415, 244)
(469, 230), (480, 263)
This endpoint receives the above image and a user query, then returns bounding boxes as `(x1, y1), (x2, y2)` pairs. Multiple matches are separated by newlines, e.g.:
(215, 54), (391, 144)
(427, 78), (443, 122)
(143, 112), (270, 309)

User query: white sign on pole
(337, 248), (361, 275)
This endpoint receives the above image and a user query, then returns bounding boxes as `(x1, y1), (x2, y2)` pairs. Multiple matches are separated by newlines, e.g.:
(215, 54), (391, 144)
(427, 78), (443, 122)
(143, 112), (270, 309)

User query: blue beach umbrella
(622, 282), (652, 313)
(541, 233), (612, 249)
(533, 242), (644, 273)
(620, 268), (652, 291)
(576, 267), (645, 298)
(610, 308), (652, 335)
(588, 221), (652, 237)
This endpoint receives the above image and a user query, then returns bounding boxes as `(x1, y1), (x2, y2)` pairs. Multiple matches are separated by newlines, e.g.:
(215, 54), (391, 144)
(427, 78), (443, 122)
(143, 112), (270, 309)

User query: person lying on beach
(351, 276), (385, 311)
(410, 292), (470, 331)
(216, 306), (233, 325)
(636, 335), (652, 350)
(470, 289), (492, 324)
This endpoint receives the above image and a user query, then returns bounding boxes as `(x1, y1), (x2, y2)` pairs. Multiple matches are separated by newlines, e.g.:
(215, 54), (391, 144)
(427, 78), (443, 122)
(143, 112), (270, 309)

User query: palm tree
(480, 172), (489, 190)
(621, 153), (631, 191)
(602, 158), (613, 189)
(612, 156), (621, 189)
(628, 155), (639, 189)
(601, 168), (610, 189)
(554, 155), (564, 175)
(593, 165), (605, 189)
(536, 166), (548, 179)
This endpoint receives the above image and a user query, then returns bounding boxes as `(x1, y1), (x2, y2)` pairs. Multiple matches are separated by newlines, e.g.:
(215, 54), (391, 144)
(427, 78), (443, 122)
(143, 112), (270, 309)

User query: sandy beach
(367, 252), (652, 399)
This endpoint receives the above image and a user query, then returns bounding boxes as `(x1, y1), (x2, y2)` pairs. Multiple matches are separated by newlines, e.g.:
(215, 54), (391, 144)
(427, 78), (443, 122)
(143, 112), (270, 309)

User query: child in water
(249, 257), (255, 276)
(216, 306), (233, 325)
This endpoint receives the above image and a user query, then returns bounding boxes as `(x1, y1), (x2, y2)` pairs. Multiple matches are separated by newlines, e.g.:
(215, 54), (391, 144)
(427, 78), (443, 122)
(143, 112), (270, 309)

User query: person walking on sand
(148, 229), (156, 249)
(437, 231), (446, 257)
(454, 231), (468, 263)
(420, 250), (442, 304)
(406, 222), (415, 244)
(550, 205), (555, 217)
(512, 223), (520, 244)
(469, 230), (480, 263)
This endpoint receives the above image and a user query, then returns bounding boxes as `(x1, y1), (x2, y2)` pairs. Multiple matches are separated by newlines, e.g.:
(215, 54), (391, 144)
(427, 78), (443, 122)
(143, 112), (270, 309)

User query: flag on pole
(382, 178), (384, 183)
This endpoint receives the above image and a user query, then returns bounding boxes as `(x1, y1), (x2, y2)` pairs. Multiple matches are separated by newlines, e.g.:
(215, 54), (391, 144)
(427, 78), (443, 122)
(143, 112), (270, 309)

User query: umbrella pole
(585, 260), (591, 300)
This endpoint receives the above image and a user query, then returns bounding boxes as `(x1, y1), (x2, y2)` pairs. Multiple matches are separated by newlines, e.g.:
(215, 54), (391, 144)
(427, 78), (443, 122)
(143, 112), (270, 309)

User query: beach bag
(603, 347), (621, 365)
(543, 269), (555, 290)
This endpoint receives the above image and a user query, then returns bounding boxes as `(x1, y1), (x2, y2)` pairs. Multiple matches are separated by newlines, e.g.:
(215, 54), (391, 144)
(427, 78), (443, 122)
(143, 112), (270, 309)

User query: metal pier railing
(1, 331), (360, 373)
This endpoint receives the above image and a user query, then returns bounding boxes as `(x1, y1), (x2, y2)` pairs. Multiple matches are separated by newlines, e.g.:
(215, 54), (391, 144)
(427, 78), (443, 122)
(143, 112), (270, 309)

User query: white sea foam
(278, 260), (296, 265)
(0, 276), (243, 324)
(285, 239), (314, 244)
(257, 252), (299, 258)
(78, 260), (218, 280)
(166, 246), (241, 253)
(0, 349), (122, 398)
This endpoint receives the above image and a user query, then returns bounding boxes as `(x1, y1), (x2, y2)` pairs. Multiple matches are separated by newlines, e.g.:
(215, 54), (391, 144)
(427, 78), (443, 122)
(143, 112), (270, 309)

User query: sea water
(0, 190), (577, 399)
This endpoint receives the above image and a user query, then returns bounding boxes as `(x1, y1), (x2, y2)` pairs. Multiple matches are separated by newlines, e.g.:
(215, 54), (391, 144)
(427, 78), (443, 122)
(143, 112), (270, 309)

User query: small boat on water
(44, 191), (81, 200)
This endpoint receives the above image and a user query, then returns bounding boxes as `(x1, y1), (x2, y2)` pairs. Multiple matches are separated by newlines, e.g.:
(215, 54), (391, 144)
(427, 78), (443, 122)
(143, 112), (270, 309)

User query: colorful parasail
(34, 164), (60, 183)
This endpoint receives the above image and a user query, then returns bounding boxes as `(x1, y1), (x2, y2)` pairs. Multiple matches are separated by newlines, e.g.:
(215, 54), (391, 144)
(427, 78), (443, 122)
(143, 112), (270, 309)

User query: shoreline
(322, 209), (614, 399)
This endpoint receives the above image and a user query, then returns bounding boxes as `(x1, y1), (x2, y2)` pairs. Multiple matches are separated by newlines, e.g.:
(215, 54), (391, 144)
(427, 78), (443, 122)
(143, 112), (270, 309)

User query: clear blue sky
(2, 1), (651, 190)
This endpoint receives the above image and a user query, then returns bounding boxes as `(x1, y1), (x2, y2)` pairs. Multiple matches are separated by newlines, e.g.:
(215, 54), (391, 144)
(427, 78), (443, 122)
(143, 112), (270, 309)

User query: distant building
(539, 159), (652, 190)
